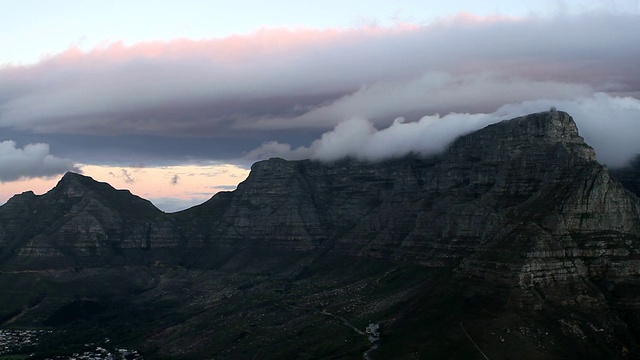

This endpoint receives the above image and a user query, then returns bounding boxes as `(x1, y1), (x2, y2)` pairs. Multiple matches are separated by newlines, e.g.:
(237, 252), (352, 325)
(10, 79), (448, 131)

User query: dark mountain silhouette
(1, 110), (640, 359)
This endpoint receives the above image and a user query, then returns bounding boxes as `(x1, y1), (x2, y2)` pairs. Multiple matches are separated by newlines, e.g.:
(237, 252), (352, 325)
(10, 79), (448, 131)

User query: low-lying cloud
(0, 140), (78, 182)
(246, 93), (640, 168)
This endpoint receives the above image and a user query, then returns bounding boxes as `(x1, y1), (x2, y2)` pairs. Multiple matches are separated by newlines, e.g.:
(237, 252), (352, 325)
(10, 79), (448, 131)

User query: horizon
(1, 0), (640, 211)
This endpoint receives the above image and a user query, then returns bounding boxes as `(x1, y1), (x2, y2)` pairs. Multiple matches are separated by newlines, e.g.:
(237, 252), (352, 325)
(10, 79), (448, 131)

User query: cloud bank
(0, 141), (78, 182)
(246, 93), (640, 168)
(1, 13), (639, 140)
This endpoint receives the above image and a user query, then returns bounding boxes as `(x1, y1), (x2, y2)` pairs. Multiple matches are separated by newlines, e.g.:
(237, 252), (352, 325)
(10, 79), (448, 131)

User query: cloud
(0, 140), (78, 182)
(170, 174), (179, 185)
(246, 93), (640, 167)
(243, 140), (312, 161)
(1, 12), (639, 142)
(244, 72), (593, 130)
(245, 114), (499, 163)
(108, 169), (137, 184)
(121, 169), (136, 184)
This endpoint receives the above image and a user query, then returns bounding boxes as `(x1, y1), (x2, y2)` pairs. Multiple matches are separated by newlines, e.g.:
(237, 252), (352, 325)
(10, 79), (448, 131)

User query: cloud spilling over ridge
(0, 141), (78, 182)
(245, 93), (640, 167)
(1, 12), (639, 138)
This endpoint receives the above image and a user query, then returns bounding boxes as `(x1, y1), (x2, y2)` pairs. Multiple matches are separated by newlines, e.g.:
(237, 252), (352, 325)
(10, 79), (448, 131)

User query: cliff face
(177, 111), (640, 281)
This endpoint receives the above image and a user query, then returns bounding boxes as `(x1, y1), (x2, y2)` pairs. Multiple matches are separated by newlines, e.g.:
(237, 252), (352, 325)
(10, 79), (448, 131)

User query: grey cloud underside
(0, 127), (317, 167)
(1, 13), (639, 171)
(0, 140), (78, 181)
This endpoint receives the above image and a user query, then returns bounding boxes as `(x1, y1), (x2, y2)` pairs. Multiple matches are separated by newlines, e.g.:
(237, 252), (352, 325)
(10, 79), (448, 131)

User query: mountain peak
(486, 110), (582, 141)
(60, 171), (96, 183)
(446, 110), (597, 165)
(518, 110), (596, 159)
(55, 172), (100, 198)
(47, 172), (161, 217)
(60, 171), (85, 179)
(2, 190), (37, 209)
(514, 110), (580, 138)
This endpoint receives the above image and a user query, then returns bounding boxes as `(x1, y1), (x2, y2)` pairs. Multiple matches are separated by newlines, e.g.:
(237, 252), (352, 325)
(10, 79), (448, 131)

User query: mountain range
(1, 110), (640, 359)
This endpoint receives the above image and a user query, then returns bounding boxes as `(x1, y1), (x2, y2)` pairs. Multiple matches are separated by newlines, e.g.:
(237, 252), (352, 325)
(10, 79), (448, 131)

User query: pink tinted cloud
(0, 12), (639, 138)
(49, 25), (410, 64)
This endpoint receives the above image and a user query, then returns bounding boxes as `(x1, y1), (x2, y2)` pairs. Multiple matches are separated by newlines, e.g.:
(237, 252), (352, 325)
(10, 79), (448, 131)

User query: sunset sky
(1, 0), (640, 212)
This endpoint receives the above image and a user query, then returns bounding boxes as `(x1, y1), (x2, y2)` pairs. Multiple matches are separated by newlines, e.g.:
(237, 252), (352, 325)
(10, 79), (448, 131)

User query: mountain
(0, 172), (165, 268)
(1, 110), (640, 359)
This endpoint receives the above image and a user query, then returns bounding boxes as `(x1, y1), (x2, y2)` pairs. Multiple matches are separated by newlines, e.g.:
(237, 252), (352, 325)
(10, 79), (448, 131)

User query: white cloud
(0, 140), (78, 181)
(246, 93), (640, 167)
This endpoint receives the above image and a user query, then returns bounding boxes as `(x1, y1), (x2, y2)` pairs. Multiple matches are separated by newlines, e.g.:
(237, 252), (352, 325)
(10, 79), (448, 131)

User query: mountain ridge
(2, 110), (640, 359)
(2, 110), (640, 270)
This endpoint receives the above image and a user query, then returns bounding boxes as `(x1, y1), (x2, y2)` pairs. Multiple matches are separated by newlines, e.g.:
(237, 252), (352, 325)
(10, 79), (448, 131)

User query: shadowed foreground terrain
(1, 111), (640, 359)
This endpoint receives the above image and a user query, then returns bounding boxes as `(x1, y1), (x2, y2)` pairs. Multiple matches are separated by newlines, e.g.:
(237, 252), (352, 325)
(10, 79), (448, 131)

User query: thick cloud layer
(246, 93), (640, 168)
(1, 13), (639, 139)
(0, 141), (78, 182)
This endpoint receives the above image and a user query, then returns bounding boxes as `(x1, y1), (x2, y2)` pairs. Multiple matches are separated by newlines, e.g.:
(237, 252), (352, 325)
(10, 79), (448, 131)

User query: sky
(1, 0), (640, 212)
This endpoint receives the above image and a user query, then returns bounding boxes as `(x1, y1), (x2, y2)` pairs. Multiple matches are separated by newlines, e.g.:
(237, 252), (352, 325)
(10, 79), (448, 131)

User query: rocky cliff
(2, 110), (640, 359)
(180, 110), (640, 282)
